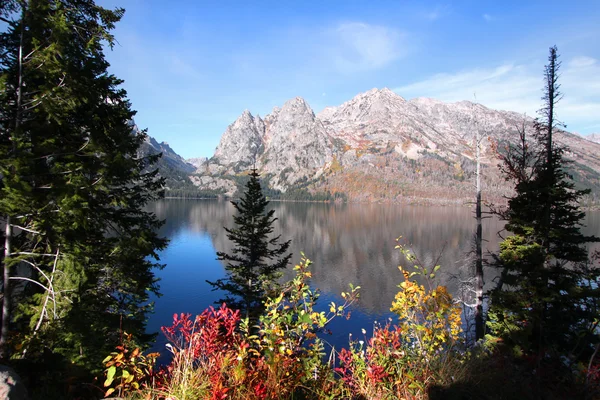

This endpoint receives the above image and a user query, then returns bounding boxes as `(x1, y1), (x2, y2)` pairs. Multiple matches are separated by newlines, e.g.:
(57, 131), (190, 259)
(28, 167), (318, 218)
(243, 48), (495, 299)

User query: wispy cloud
(394, 56), (600, 134)
(328, 22), (406, 73)
(231, 21), (406, 80)
(483, 14), (493, 22)
(424, 5), (449, 21)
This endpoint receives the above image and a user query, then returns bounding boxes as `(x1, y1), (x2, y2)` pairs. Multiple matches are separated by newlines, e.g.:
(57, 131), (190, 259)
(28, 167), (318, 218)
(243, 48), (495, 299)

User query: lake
(146, 199), (600, 355)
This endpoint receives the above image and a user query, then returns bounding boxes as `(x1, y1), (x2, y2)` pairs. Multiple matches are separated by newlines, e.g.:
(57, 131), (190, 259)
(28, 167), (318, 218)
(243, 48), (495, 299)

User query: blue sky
(100, 0), (600, 159)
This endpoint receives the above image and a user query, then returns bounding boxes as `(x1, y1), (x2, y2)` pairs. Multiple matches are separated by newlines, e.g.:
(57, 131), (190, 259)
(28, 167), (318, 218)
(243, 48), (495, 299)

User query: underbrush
(101, 245), (599, 400)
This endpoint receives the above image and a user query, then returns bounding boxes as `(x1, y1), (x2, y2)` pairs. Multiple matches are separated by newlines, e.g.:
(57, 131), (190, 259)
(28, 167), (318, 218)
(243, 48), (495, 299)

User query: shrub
(102, 332), (160, 398)
(335, 238), (464, 399)
(137, 255), (358, 399)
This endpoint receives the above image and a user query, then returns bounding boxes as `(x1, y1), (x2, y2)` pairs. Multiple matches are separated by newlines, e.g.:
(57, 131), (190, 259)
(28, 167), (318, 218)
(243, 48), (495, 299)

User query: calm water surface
(146, 199), (600, 354)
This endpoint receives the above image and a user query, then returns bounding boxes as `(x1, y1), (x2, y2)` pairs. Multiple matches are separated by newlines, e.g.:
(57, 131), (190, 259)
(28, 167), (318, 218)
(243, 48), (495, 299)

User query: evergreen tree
(490, 46), (599, 360)
(208, 169), (291, 319)
(0, 0), (166, 376)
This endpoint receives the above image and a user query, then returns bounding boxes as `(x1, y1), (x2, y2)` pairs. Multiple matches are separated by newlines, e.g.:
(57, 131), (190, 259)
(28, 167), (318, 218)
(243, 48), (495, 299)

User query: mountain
(587, 133), (600, 144)
(133, 122), (197, 191)
(190, 88), (600, 204)
(186, 157), (208, 169)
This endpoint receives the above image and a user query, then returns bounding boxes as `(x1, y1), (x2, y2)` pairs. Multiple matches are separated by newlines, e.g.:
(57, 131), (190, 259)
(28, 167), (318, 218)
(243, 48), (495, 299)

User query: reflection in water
(147, 200), (600, 352)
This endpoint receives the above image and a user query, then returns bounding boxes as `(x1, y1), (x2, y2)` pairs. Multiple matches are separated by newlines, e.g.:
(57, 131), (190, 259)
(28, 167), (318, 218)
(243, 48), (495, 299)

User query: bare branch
(9, 277), (51, 292)
(9, 225), (40, 234)
(14, 252), (57, 257)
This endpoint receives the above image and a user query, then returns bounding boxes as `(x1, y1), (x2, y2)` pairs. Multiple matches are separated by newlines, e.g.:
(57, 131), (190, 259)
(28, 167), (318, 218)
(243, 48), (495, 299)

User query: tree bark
(0, 2), (26, 360)
(0, 217), (12, 360)
(474, 117), (484, 342)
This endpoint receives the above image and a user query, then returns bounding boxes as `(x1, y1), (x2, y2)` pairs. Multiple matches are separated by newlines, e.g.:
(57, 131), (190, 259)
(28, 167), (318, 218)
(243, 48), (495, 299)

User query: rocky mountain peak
(233, 109), (255, 125)
(317, 88), (409, 140)
(255, 97), (333, 190)
(587, 133), (600, 144)
(363, 87), (404, 100)
(280, 97), (315, 118)
(213, 109), (264, 167)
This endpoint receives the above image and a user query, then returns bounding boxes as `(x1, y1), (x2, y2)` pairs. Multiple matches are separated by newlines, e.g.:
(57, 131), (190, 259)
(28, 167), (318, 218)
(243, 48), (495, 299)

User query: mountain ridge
(187, 88), (600, 204)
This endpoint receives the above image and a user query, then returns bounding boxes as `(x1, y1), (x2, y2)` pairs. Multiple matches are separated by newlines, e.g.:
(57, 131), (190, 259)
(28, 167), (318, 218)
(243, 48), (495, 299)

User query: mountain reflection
(149, 199), (516, 314)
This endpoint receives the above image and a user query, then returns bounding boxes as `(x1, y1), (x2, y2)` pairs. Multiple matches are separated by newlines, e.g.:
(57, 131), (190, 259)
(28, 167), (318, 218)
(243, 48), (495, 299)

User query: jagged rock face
(318, 90), (525, 163)
(318, 88), (409, 145)
(191, 88), (600, 202)
(319, 88), (406, 126)
(205, 98), (335, 191)
(189, 175), (237, 196)
(260, 97), (334, 189)
(213, 110), (264, 168)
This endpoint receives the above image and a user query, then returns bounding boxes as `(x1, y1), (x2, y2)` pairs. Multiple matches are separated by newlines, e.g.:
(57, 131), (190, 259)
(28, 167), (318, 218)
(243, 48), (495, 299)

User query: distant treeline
(165, 186), (348, 202)
(163, 172), (348, 202)
(164, 188), (223, 199)
(263, 187), (347, 202)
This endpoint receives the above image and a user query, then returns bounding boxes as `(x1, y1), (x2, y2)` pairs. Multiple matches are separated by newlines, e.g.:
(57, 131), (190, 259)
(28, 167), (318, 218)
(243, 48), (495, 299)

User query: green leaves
(490, 46), (600, 361)
(0, 0), (167, 378)
(104, 365), (116, 387)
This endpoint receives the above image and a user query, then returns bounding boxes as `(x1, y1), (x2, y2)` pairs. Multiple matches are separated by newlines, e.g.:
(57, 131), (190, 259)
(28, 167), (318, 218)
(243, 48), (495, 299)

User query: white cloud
(394, 56), (600, 134)
(483, 14), (492, 22)
(329, 22), (405, 73)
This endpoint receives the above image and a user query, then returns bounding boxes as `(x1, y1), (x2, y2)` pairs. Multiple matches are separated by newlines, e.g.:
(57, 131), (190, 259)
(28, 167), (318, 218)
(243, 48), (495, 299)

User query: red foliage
(161, 304), (242, 360)
(335, 324), (405, 391)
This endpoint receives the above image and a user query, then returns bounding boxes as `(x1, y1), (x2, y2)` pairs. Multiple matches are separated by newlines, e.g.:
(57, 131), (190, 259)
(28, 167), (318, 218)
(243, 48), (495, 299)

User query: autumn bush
(102, 247), (470, 400)
(334, 239), (465, 399)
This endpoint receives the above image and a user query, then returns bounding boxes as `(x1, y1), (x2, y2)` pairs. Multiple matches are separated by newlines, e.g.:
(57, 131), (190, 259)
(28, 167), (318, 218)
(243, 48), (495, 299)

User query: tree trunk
(474, 122), (484, 342)
(0, 2), (26, 360)
(0, 217), (12, 360)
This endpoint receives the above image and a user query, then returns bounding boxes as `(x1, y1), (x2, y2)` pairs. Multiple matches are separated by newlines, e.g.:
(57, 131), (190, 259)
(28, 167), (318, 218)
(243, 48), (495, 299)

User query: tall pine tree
(0, 0), (166, 374)
(208, 169), (291, 319)
(490, 46), (599, 361)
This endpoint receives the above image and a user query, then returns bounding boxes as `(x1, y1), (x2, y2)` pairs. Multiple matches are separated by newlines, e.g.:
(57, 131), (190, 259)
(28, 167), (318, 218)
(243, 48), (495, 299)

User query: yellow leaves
(391, 259), (463, 358)
(403, 283), (419, 295)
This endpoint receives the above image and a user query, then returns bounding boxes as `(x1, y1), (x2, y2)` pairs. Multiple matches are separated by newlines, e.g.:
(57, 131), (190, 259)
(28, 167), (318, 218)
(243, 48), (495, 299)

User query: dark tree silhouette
(208, 169), (291, 318)
(490, 46), (600, 361)
(0, 0), (166, 367)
